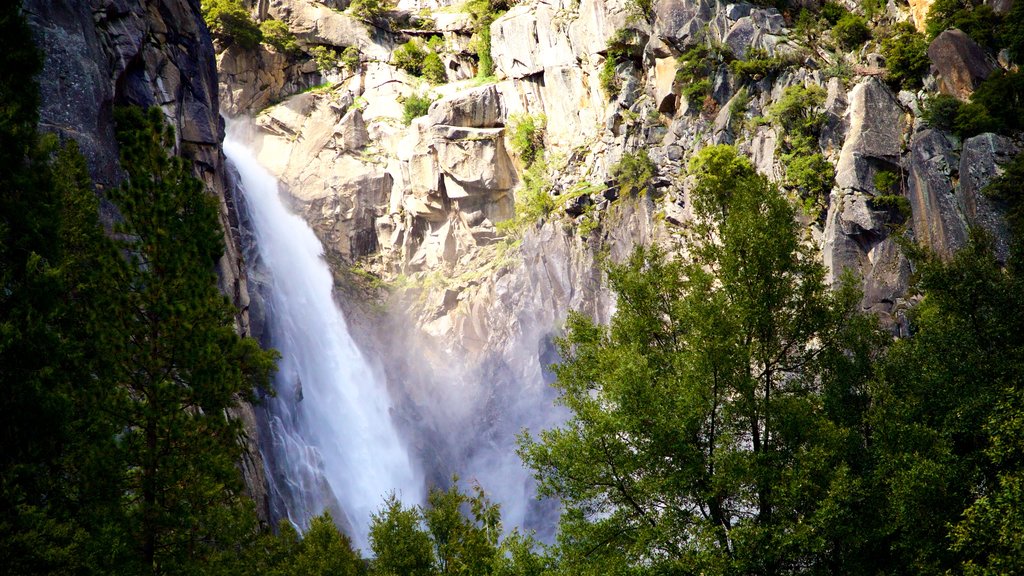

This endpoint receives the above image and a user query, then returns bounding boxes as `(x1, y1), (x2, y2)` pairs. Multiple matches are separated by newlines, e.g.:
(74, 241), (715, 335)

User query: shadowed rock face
(23, 0), (270, 523)
(928, 29), (997, 101)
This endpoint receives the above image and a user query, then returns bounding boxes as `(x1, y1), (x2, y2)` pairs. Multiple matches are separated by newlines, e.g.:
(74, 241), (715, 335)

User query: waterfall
(224, 129), (420, 551)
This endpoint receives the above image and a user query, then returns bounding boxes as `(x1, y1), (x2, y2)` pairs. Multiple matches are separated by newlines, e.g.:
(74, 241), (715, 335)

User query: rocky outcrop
(928, 29), (997, 100)
(957, 133), (1018, 262)
(908, 129), (967, 258)
(23, 0), (269, 522)
(218, 43), (322, 116)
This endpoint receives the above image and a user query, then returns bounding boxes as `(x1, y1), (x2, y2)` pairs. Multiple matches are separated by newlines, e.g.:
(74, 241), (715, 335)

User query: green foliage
(625, 0), (653, 22)
(349, 0), (388, 20)
(953, 101), (999, 137)
(768, 85), (834, 210)
(681, 78), (712, 104)
(821, 1), (847, 25)
(870, 193), (911, 220)
(309, 45), (341, 72)
(508, 113), (546, 167)
(402, 92), (435, 125)
(880, 23), (930, 90)
(423, 51), (448, 85)
(521, 144), (870, 574)
(833, 13), (871, 49)
(465, 0), (505, 79)
(201, 0), (262, 49)
(610, 149), (655, 196)
(768, 84), (827, 135)
(370, 494), (436, 576)
(970, 70), (1024, 134)
(920, 93), (963, 131)
(599, 53), (620, 98)
(920, 72), (1023, 139)
(498, 157), (556, 236)
(730, 47), (792, 82)
(260, 19), (300, 55)
(862, 0), (887, 20)
(870, 231), (1024, 573)
(983, 152), (1024, 233)
(873, 170), (900, 193)
(1005, 0), (1024, 62)
(926, 0), (1002, 48)
(368, 482), (537, 576)
(393, 40), (428, 76)
(783, 148), (836, 213)
(111, 105), (278, 571)
(341, 45), (362, 71)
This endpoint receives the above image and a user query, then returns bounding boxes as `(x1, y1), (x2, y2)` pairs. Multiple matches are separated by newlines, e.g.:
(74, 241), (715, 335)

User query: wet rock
(928, 29), (997, 100)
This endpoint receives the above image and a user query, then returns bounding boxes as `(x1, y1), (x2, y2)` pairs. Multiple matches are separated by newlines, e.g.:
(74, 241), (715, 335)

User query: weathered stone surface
(491, 5), (575, 79)
(434, 127), (516, 194)
(218, 43), (321, 116)
(835, 78), (907, 191)
(653, 0), (716, 48)
(928, 29), (997, 100)
(428, 85), (503, 128)
(654, 57), (678, 114)
(723, 9), (785, 58)
(958, 133), (1018, 261)
(270, 0), (393, 60)
(908, 129), (968, 258)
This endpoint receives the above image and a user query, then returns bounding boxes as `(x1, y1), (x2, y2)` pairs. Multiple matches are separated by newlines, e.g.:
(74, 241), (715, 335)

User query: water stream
(224, 130), (420, 551)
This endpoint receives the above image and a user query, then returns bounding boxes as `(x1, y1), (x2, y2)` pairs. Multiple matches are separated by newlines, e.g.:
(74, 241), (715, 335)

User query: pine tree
(107, 106), (276, 573)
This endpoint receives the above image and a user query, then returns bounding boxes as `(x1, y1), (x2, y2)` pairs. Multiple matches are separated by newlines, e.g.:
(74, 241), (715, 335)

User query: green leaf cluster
(768, 85), (835, 211)
(201, 0), (262, 50)
(521, 145), (867, 574)
(369, 481), (548, 576)
(508, 113), (546, 168)
(880, 23), (930, 90)
(609, 149), (655, 196)
(920, 71), (1024, 137)
(403, 92), (436, 125)
(259, 19), (300, 55)
(393, 39), (448, 84)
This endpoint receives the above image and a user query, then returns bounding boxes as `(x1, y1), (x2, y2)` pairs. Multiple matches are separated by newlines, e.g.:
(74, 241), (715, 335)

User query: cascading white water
(224, 130), (420, 551)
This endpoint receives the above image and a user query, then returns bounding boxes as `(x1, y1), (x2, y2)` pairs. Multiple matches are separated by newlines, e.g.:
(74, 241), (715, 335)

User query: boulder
(653, 0), (717, 48)
(835, 78), (907, 191)
(428, 85), (503, 128)
(957, 133), (1018, 261)
(908, 129), (968, 258)
(434, 127), (517, 195)
(928, 29), (997, 100)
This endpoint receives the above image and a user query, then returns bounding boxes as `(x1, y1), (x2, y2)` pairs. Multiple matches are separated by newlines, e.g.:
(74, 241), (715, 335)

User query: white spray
(224, 130), (420, 551)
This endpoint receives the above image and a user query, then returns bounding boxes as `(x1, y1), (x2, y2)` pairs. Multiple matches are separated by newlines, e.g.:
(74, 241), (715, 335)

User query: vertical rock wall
(23, 0), (270, 523)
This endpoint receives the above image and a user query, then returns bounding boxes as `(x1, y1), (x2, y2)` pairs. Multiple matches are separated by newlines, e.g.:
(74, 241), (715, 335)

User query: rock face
(23, 0), (270, 523)
(212, 0), (1020, 535)
(928, 29), (997, 100)
(218, 43), (322, 116)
